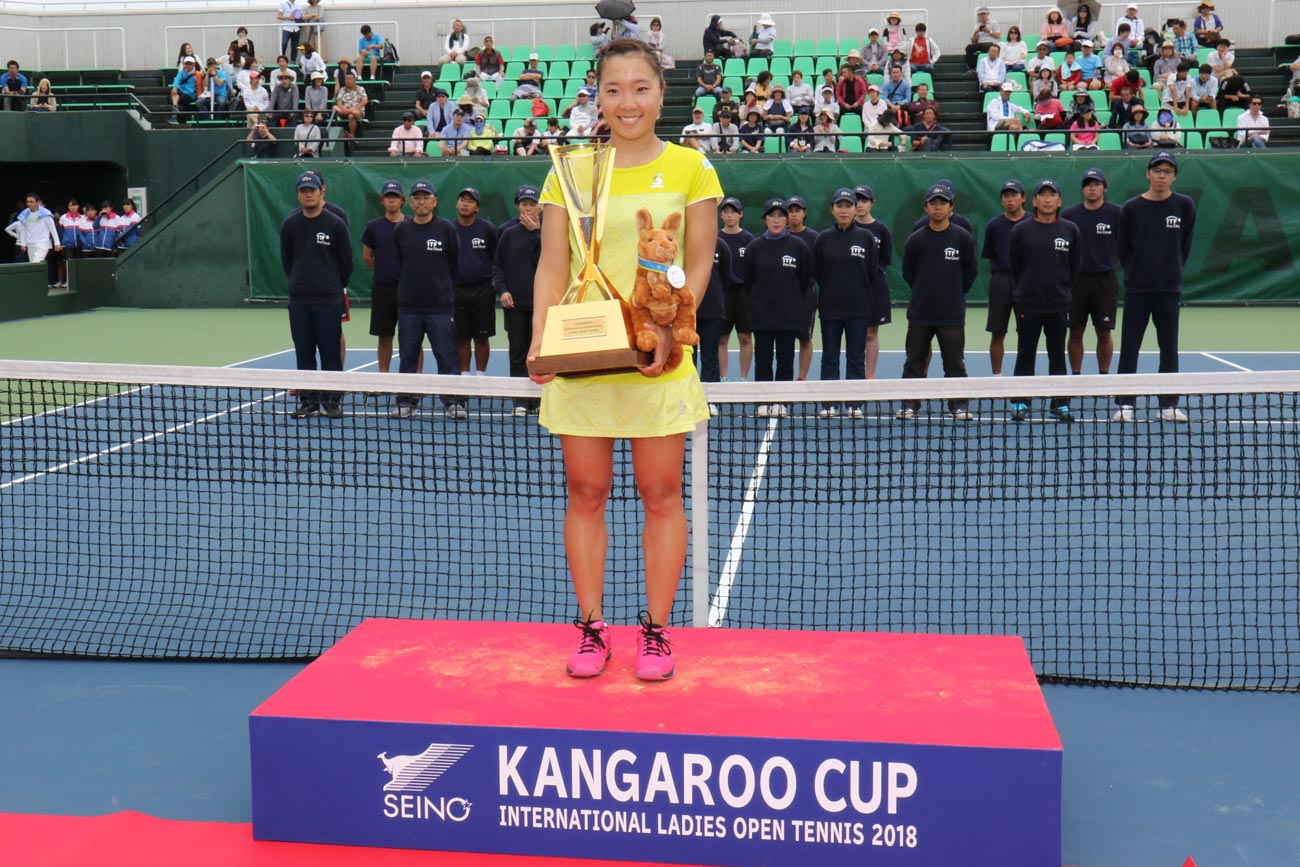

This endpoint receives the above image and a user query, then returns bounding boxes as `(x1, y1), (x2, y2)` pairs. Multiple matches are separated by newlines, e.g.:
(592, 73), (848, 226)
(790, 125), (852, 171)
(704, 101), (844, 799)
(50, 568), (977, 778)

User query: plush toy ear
(636, 208), (653, 234)
(661, 211), (683, 237)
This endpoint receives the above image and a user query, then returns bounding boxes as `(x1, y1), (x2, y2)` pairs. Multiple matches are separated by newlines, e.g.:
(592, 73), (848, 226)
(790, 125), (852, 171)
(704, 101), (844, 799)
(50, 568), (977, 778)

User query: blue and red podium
(251, 620), (1062, 866)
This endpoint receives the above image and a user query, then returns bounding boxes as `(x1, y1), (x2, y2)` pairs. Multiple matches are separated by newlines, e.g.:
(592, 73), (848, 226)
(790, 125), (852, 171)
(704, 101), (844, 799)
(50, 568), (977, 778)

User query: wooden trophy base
(527, 347), (653, 378)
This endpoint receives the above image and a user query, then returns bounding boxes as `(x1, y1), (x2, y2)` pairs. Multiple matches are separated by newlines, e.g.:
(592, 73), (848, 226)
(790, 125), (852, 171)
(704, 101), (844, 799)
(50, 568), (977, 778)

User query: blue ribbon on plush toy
(636, 257), (687, 288)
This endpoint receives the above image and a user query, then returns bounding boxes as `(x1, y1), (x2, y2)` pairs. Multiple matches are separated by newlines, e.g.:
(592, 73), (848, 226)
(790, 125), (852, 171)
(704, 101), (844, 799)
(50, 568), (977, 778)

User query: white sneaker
(756, 404), (770, 418)
(512, 405), (528, 417)
(817, 406), (840, 419)
(951, 408), (974, 421)
(846, 406), (865, 419)
(895, 407), (916, 420)
(1159, 407), (1189, 422)
(708, 402), (719, 416)
(389, 405), (414, 419)
(1112, 405), (1135, 422)
(771, 404), (788, 418)
(447, 404), (469, 420)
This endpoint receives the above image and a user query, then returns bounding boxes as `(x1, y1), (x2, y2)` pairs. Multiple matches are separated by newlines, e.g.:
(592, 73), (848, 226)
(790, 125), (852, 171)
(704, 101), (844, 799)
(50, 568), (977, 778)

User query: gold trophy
(527, 142), (649, 377)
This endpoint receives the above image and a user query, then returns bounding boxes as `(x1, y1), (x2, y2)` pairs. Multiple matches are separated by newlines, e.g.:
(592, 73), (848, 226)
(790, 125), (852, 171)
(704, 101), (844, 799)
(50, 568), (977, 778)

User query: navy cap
(786, 195), (808, 210)
(1081, 167), (1108, 187)
(853, 184), (875, 201)
(514, 184), (540, 202)
(1001, 179), (1025, 195)
(410, 180), (435, 196)
(1035, 178), (1062, 195)
(925, 184), (953, 203)
(434, 88), (448, 97)
(458, 187), (480, 203)
(401, 110), (416, 121)
(1149, 151), (1177, 170)
(296, 171), (322, 190)
(720, 196), (743, 212)
(831, 187), (857, 205)
(763, 197), (789, 216)
(380, 180), (403, 196)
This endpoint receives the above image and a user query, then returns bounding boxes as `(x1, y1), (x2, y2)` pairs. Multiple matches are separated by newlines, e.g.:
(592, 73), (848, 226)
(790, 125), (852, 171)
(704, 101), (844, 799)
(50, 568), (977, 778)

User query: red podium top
(253, 620), (1060, 751)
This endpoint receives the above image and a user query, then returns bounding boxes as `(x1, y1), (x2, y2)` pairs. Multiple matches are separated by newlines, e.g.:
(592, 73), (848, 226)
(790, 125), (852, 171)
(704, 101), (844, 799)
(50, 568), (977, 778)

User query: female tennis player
(528, 39), (722, 681)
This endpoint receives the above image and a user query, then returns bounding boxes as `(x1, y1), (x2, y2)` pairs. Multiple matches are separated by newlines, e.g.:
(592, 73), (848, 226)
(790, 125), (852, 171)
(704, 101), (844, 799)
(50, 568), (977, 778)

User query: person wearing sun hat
(882, 10), (907, 52)
(1193, 2), (1223, 47)
(863, 28), (887, 73)
(1121, 103), (1153, 148)
(750, 13), (777, 57)
(965, 7), (1002, 72)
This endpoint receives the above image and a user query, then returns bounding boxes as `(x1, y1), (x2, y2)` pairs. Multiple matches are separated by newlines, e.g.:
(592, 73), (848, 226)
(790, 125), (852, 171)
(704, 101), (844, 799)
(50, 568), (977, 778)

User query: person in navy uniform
(743, 197), (812, 418)
(813, 188), (878, 418)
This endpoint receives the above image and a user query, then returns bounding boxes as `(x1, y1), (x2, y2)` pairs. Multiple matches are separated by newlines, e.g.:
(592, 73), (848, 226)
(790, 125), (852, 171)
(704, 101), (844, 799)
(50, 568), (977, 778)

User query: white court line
(708, 417), (779, 628)
(1200, 352), (1254, 372)
(1, 348), (298, 429)
(1, 359), (377, 492)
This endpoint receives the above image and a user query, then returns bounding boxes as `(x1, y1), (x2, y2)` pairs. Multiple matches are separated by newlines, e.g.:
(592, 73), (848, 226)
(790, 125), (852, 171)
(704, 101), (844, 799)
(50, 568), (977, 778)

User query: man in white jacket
(6, 193), (62, 286)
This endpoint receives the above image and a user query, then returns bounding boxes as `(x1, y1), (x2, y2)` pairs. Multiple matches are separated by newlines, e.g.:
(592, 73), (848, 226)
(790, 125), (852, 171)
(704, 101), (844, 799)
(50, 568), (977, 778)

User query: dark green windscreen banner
(244, 152), (1300, 303)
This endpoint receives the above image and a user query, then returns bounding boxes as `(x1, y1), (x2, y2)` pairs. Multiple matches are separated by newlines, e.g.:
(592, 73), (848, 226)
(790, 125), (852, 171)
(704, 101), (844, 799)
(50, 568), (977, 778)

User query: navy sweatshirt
(857, 219), (893, 272)
(1009, 218), (1083, 314)
(901, 223), (977, 326)
(719, 228), (754, 289)
(496, 216), (520, 240)
(1118, 193), (1196, 293)
(788, 226), (819, 253)
(361, 215), (403, 286)
(981, 213), (1027, 273)
(393, 216), (459, 313)
(813, 223), (879, 320)
(913, 212), (975, 246)
(1063, 201), (1123, 274)
(491, 222), (541, 310)
(699, 236), (732, 321)
(743, 231), (813, 331)
(279, 209), (352, 304)
(453, 217), (497, 286)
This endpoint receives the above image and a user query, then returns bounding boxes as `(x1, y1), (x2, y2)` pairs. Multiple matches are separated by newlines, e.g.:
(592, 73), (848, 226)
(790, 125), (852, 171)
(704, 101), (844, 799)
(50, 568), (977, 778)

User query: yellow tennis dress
(538, 143), (724, 438)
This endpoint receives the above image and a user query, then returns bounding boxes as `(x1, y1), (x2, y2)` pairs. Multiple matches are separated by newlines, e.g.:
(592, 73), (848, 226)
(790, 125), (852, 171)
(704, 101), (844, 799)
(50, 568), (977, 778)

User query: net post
(690, 417), (710, 628)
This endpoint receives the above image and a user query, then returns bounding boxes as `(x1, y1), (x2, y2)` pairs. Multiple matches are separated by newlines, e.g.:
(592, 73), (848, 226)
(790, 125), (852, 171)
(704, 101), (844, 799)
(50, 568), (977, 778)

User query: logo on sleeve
(1165, 216), (1182, 229)
(1095, 222), (1112, 236)
(1054, 237), (1071, 252)
(944, 247), (960, 262)
(315, 232), (331, 247)
(426, 238), (443, 252)
(781, 254), (797, 268)
(701, 158), (714, 170)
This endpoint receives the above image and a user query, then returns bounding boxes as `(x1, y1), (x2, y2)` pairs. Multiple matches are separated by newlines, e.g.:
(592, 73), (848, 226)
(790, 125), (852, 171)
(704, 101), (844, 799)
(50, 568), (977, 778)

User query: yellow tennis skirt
(539, 347), (710, 438)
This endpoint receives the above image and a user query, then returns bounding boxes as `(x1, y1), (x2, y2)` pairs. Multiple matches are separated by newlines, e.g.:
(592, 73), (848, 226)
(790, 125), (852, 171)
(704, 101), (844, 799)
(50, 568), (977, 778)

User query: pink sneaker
(566, 617), (611, 678)
(634, 612), (675, 681)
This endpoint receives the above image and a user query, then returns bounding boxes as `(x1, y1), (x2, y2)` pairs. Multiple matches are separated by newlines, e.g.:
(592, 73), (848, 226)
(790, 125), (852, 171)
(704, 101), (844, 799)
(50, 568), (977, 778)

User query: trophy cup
(527, 143), (650, 377)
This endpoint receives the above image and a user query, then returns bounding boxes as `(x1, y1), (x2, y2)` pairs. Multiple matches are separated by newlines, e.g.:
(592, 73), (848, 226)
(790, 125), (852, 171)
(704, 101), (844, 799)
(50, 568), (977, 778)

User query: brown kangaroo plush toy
(630, 207), (697, 372)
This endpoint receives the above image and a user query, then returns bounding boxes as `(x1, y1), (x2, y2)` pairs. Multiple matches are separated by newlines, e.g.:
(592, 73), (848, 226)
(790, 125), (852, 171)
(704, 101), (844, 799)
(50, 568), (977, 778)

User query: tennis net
(1, 360), (1297, 690)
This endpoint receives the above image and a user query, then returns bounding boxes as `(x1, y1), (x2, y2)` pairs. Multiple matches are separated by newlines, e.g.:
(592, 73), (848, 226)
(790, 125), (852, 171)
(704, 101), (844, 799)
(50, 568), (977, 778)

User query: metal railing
(702, 8), (930, 42)
(0, 25), (126, 70)
(163, 20), (399, 68)
(455, 13), (665, 52)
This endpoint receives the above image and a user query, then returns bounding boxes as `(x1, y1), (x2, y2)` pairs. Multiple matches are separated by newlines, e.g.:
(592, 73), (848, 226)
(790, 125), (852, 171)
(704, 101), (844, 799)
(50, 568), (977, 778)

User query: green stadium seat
(1006, 72), (1028, 92)
(1184, 131), (1205, 149)
(563, 79), (584, 98)
(791, 57), (815, 77)
(1051, 51), (1065, 66)
(1098, 132), (1123, 150)
(511, 46), (533, 62)
(793, 38), (815, 57)
(1044, 133), (1067, 145)
(1195, 108), (1221, 127)
(838, 114), (863, 133)
(576, 44), (596, 60)
(488, 98), (510, 119)
(990, 133), (1011, 151)
(549, 61), (570, 80)
(722, 77), (744, 94)
(570, 60), (591, 79)
(1011, 91), (1033, 110)
(769, 58), (792, 78)
(841, 132), (864, 152)
(438, 64), (459, 82)
(815, 57), (838, 75)
(911, 71), (933, 91)
(451, 82), (466, 99)
(724, 58), (746, 77)
(772, 38), (793, 57)
(746, 57), (769, 77)
(493, 46), (511, 61)
(505, 61), (524, 78)
(542, 80), (563, 99)
(1222, 107), (1244, 127)
(497, 78), (516, 94)
(765, 134), (785, 153)
(866, 73), (884, 89)
(1017, 133), (1042, 149)
(1138, 69), (1152, 86)
(554, 44), (576, 62)
(425, 141), (441, 157)
(1144, 89), (1161, 108)
(1093, 108), (1111, 125)
(1196, 47), (1213, 65)
(504, 118), (525, 137)
(695, 96), (716, 115)
(513, 99), (545, 118)
(479, 81), (497, 99)
(534, 45), (554, 62)
(840, 38), (861, 56)
(1023, 35), (1040, 51)
(816, 38), (838, 56)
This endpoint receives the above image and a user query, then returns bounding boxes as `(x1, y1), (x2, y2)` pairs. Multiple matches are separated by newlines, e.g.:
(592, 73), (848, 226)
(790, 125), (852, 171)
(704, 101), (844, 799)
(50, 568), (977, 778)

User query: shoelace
(637, 611), (672, 657)
(572, 617), (607, 653)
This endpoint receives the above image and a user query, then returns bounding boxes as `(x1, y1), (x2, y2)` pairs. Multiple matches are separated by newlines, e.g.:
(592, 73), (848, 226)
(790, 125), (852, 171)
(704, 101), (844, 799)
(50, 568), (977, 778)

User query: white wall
(0, 0), (1293, 71)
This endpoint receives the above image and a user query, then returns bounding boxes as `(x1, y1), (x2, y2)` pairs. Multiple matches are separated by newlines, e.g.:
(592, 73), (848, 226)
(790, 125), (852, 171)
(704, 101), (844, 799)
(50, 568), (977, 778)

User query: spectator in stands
(357, 25), (383, 80)
(966, 7), (1001, 73)
(1115, 5), (1145, 54)
(295, 110), (321, 156)
(1069, 105), (1101, 148)
(1170, 20), (1198, 61)
(425, 87), (454, 134)
(712, 109), (740, 153)
(1057, 50), (1082, 88)
(863, 29), (887, 73)
(763, 83), (793, 130)
(299, 44), (326, 80)
(813, 109), (841, 151)
(978, 43), (1007, 91)
(784, 108), (814, 153)
(1076, 40), (1104, 90)
(27, 78), (54, 112)
(711, 86), (738, 122)
(904, 106), (948, 151)
(1151, 107), (1182, 147)
(568, 88), (599, 137)
(199, 59), (228, 120)
(1028, 43), (1055, 77)
(1035, 83), (1067, 129)
(1189, 64), (1218, 116)
(813, 84), (838, 121)
(738, 108), (766, 152)
(1104, 25), (1136, 71)
(1152, 42), (1179, 94)
(751, 70), (774, 101)
(750, 14), (776, 58)
(270, 70), (298, 126)
(1001, 26), (1028, 72)
(1235, 97), (1269, 147)
(539, 116), (565, 152)
(1032, 67), (1059, 103)
(696, 50), (722, 97)
(1071, 5), (1099, 44)
(1103, 44), (1130, 85)
(905, 81), (938, 119)
(3, 60), (29, 112)
(1194, 3), (1223, 47)
(169, 56), (201, 123)
(413, 71), (437, 114)
(903, 22), (939, 74)
(787, 69), (813, 109)
(881, 65), (911, 116)
(836, 63), (866, 114)
(462, 76), (489, 114)
(230, 27), (255, 65)
(1207, 39), (1234, 78)
(1110, 84), (1141, 127)
(512, 54), (544, 101)
(303, 71), (328, 122)
(246, 119), (278, 157)
(468, 113), (499, 155)
(1042, 8), (1072, 51)
(1164, 65), (1193, 117)
(1122, 103), (1154, 148)
(866, 107), (902, 150)
(301, 0), (324, 55)
(333, 70), (367, 137)
(882, 11), (906, 51)
(843, 49), (866, 79)
(647, 17), (674, 69)
(590, 22), (611, 52)
(612, 15), (640, 41)
(242, 70), (270, 124)
(438, 108), (470, 155)
(1219, 69), (1254, 109)
(272, 54), (297, 87)
(861, 83), (887, 127)
(389, 111), (426, 157)
(739, 90), (760, 122)
(331, 58), (354, 95)
(886, 48), (912, 83)
(438, 19), (469, 66)
(476, 36), (504, 83)
(703, 15), (742, 57)
(277, 0), (302, 64)
(987, 81), (1032, 130)
(1067, 82), (1096, 122)
(511, 117), (539, 155)
(221, 47), (242, 94)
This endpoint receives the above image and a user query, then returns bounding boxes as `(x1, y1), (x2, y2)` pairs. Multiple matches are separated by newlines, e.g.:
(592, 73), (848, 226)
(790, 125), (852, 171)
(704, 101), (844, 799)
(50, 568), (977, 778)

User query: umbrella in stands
(595, 0), (636, 22)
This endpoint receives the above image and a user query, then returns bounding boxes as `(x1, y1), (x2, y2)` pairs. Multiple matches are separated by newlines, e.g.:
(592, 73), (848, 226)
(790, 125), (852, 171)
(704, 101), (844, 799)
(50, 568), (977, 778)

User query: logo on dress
(1095, 222), (1113, 236)
(315, 232), (331, 246)
(1165, 216), (1182, 229)
(1054, 238), (1071, 252)
(650, 173), (665, 190)
(781, 255), (797, 268)
(944, 247), (960, 262)
(427, 238), (443, 251)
